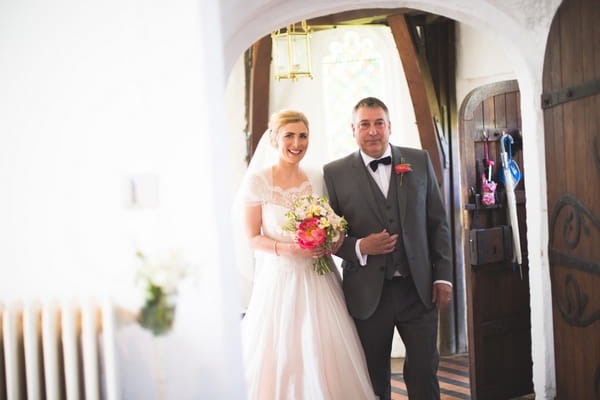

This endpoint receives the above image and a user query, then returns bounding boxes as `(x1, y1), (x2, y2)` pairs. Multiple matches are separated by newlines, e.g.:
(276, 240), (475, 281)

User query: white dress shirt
(361, 148), (392, 198)
(355, 148), (392, 265)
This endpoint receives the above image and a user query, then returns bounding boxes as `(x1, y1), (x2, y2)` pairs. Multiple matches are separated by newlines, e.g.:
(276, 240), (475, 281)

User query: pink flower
(394, 163), (412, 174)
(296, 217), (327, 249)
(394, 163), (412, 185)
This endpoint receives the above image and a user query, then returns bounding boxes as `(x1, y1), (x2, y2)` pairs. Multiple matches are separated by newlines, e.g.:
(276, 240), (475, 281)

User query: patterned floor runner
(390, 354), (535, 399)
(391, 354), (470, 400)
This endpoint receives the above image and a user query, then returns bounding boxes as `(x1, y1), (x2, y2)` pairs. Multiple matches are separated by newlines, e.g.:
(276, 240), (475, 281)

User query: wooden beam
(249, 36), (272, 156)
(387, 14), (444, 185)
(306, 8), (418, 27)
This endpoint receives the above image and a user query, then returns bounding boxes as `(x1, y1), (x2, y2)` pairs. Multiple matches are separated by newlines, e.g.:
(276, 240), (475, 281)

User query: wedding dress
(240, 168), (376, 400)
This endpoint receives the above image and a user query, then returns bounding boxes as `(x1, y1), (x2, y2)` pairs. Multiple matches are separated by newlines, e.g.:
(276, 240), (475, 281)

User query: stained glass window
(322, 30), (384, 160)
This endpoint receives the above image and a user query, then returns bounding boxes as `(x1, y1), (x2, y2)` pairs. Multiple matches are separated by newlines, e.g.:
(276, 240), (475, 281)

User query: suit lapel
(391, 146), (408, 224)
(351, 151), (386, 226)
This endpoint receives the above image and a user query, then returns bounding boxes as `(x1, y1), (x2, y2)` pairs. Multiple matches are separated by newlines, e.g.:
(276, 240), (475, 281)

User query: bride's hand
(285, 243), (326, 258)
(309, 245), (326, 258)
(284, 242), (322, 258)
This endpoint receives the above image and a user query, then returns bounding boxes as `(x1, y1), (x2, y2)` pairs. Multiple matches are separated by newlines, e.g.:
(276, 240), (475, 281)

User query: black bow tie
(369, 156), (391, 172)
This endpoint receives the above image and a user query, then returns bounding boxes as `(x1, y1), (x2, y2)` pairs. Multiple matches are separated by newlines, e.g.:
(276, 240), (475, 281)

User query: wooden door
(459, 80), (533, 400)
(542, 0), (600, 398)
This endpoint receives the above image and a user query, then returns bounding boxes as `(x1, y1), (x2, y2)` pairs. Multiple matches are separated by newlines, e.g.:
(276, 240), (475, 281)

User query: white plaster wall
(0, 0), (214, 305)
(226, 55), (255, 311)
(455, 23), (516, 107)
(0, 0), (245, 398)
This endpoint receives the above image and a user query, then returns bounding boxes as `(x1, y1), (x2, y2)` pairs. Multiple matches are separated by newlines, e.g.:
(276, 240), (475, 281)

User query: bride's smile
(273, 121), (309, 164)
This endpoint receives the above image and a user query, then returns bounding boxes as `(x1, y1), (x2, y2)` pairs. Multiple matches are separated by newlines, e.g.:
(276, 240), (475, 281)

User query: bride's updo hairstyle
(268, 109), (310, 146)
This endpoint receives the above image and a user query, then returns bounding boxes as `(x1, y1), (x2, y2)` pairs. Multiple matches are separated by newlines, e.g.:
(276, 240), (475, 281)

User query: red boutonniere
(394, 162), (412, 185)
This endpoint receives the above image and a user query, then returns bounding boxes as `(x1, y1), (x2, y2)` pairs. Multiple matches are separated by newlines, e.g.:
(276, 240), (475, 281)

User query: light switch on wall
(127, 173), (159, 209)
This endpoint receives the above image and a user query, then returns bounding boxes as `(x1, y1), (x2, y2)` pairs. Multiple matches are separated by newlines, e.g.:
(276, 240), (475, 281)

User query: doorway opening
(227, 7), (532, 400)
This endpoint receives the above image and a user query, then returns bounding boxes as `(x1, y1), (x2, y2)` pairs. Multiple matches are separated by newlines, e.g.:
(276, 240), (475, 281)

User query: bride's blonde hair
(268, 109), (310, 146)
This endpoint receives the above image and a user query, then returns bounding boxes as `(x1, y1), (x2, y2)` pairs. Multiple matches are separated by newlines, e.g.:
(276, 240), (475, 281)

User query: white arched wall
(221, 1), (562, 399)
(0, 0), (247, 398)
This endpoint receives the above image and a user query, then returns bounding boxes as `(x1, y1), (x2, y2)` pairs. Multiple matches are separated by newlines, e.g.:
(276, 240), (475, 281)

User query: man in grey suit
(323, 97), (453, 400)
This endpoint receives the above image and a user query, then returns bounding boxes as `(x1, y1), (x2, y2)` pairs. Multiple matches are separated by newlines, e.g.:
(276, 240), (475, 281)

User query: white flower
(331, 230), (341, 242)
(136, 251), (188, 294)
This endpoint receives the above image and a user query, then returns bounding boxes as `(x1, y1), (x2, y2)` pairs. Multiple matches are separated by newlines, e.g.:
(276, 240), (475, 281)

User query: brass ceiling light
(271, 20), (313, 81)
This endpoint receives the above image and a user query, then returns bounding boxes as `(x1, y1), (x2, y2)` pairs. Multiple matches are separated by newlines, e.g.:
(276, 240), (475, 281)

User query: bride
(237, 109), (377, 399)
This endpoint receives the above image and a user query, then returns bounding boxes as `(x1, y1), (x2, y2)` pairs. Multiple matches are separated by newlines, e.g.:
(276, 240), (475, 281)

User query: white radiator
(0, 300), (120, 400)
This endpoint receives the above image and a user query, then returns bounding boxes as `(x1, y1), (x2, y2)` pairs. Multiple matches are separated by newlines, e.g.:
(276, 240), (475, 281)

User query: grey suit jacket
(323, 145), (452, 320)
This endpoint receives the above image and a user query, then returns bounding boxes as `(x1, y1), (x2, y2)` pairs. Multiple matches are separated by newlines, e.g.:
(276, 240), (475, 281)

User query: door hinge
(542, 79), (600, 109)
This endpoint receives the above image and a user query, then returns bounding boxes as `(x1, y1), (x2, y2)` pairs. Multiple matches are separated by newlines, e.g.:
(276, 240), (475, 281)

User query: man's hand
(432, 282), (452, 310)
(359, 230), (398, 255)
(330, 234), (345, 254)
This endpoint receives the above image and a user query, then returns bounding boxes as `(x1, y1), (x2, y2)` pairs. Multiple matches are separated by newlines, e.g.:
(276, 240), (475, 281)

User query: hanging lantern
(271, 20), (313, 81)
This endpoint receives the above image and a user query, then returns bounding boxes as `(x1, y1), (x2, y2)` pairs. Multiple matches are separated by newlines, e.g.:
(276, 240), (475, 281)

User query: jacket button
(379, 266), (385, 271)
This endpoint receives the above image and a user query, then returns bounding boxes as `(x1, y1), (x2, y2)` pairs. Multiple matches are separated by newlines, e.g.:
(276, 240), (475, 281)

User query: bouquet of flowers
(283, 194), (348, 275)
(135, 250), (188, 335)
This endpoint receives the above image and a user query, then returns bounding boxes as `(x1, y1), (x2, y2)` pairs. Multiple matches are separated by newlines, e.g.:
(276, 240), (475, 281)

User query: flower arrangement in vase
(135, 250), (188, 336)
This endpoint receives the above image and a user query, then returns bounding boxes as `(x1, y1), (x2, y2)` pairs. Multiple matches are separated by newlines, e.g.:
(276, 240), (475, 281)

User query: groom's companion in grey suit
(323, 97), (453, 400)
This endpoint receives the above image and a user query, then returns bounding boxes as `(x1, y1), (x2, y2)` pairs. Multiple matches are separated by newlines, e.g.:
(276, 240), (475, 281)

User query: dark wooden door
(542, 0), (600, 398)
(459, 80), (533, 400)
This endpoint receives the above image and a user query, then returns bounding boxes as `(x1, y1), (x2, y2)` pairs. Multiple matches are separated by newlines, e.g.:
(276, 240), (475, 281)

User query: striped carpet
(390, 355), (535, 400)
(391, 354), (471, 400)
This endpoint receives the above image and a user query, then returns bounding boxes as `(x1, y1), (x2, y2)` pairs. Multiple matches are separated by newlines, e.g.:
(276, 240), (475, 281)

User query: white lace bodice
(242, 168), (324, 244)
(264, 176), (313, 209)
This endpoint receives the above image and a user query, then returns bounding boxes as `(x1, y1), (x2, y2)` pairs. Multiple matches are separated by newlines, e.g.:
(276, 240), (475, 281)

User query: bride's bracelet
(274, 240), (280, 256)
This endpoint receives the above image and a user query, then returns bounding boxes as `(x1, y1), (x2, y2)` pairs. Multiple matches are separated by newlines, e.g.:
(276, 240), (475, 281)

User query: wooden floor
(390, 355), (535, 400)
